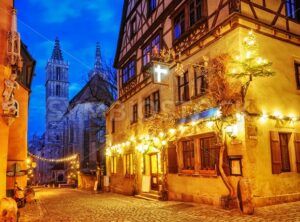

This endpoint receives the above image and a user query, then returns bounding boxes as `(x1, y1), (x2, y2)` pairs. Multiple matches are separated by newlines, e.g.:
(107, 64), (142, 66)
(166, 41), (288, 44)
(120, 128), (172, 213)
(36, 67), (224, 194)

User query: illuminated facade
(106, 0), (300, 209)
(0, 0), (35, 198)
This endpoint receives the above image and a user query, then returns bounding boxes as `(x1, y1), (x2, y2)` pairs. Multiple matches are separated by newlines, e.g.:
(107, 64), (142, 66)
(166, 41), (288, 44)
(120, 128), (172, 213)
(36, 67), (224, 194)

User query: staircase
(135, 190), (160, 201)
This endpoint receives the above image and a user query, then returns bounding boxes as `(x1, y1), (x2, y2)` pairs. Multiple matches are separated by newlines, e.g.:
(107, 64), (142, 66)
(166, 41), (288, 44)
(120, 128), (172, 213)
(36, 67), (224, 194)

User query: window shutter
(294, 133), (300, 173)
(168, 143), (178, 174)
(270, 131), (282, 174)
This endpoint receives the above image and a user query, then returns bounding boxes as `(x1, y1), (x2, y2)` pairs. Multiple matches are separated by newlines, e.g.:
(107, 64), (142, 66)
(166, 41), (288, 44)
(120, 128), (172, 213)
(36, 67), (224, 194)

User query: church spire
(51, 38), (63, 61)
(94, 42), (102, 72)
(89, 42), (105, 80)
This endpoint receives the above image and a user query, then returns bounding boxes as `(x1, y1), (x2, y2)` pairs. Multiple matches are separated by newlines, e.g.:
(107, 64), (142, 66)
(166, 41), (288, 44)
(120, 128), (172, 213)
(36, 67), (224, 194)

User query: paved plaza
(18, 188), (300, 222)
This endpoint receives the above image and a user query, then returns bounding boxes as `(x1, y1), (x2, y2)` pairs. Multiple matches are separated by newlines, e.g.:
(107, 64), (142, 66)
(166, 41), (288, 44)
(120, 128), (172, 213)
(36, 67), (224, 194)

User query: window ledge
(175, 100), (190, 106)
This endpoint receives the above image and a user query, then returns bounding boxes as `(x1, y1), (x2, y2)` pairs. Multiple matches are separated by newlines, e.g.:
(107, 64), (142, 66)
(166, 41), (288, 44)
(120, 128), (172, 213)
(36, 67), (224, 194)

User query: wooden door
(150, 153), (159, 190)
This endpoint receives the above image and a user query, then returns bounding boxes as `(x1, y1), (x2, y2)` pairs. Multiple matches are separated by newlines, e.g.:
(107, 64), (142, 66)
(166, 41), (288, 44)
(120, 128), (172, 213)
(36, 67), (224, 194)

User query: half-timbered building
(106, 0), (300, 208)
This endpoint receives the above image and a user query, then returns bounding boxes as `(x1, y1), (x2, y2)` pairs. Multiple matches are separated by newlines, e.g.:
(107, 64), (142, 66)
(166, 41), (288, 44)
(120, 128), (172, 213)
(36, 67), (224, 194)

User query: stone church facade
(63, 44), (115, 187)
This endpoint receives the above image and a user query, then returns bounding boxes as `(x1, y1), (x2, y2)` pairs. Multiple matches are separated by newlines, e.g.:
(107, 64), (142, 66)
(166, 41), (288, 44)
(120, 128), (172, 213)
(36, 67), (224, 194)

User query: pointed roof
(51, 38), (63, 61)
(94, 42), (102, 71)
(89, 42), (105, 80)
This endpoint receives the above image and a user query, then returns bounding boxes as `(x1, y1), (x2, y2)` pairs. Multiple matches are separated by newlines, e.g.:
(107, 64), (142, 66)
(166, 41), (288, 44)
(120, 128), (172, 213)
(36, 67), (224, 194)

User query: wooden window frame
(111, 156), (117, 175)
(295, 62), (300, 89)
(173, 10), (185, 40)
(132, 103), (138, 124)
(199, 135), (219, 171)
(172, 0), (207, 42)
(178, 72), (190, 102)
(144, 95), (152, 118)
(142, 33), (161, 68)
(189, 0), (203, 27)
(130, 16), (137, 39)
(122, 59), (136, 85)
(270, 131), (292, 174)
(153, 90), (160, 113)
(111, 118), (115, 134)
(124, 153), (134, 177)
(182, 140), (195, 170)
(194, 66), (207, 97)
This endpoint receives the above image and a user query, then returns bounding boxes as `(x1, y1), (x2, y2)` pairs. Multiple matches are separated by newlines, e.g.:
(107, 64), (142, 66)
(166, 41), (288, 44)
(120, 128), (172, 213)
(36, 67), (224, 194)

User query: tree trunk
(218, 144), (235, 198)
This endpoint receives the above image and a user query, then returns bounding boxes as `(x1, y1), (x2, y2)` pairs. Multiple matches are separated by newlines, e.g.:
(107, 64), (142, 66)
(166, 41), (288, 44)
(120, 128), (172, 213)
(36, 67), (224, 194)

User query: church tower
(45, 38), (69, 158)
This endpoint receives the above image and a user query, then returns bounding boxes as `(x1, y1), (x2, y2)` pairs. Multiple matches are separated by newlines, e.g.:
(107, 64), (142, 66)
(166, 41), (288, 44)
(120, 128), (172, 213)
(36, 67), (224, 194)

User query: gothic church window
(56, 67), (61, 80)
(56, 85), (61, 96)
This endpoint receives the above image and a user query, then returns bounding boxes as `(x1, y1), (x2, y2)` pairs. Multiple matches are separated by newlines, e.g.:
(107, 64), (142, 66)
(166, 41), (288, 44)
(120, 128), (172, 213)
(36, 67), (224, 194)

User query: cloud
(28, 0), (119, 24)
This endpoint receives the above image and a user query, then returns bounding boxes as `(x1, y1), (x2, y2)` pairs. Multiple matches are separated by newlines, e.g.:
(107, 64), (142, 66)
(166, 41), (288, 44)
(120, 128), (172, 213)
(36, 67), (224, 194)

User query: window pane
(200, 136), (218, 170)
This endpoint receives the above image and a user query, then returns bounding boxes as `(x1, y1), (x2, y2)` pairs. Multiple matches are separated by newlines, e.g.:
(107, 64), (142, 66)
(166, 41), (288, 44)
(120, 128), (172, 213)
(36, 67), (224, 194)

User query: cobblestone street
(18, 188), (300, 222)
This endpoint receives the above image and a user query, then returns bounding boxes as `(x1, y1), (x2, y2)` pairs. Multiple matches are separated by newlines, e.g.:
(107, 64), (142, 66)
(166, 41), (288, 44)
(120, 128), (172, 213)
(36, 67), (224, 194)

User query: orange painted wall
(0, 0), (13, 198)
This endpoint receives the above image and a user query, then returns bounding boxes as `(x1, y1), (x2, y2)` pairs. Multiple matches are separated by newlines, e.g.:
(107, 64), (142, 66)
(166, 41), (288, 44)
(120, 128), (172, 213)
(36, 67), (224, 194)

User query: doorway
(149, 153), (159, 190)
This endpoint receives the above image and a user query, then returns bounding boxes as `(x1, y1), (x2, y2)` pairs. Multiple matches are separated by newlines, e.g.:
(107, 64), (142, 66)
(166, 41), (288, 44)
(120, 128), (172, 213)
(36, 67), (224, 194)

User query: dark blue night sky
(15, 1), (123, 139)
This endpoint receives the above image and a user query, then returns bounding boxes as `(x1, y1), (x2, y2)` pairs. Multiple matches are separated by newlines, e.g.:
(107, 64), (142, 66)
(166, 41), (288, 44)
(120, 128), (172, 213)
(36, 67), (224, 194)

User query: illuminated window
(132, 103), (138, 123)
(124, 153), (133, 176)
(144, 96), (151, 118)
(142, 34), (161, 66)
(194, 66), (207, 96)
(153, 91), (160, 113)
(200, 136), (219, 170)
(286, 0), (300, 21)
(122, 59), (136, 85)
(295, 62), (300, 89)
(111, 156), (117, 174)
(189, 0), (203, 26)
(182, 140), (194, 170)
(178, 72), (190, 102)
(174, 10), (185, 40)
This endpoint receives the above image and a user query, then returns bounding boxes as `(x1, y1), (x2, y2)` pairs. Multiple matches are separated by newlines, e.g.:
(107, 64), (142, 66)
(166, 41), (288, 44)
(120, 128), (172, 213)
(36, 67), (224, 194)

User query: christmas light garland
(28, 152), (78, 163)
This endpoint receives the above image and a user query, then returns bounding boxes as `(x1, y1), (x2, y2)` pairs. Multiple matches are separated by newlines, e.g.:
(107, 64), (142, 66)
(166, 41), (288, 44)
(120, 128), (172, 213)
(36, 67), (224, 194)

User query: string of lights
(28, 152), (78, 163)
(106, 110), (299, 156)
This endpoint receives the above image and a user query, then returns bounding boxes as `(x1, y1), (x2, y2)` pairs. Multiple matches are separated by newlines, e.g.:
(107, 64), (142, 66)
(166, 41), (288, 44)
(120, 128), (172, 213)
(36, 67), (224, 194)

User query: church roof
(65, 74), (114, 114)
(51, 38), (63, 61)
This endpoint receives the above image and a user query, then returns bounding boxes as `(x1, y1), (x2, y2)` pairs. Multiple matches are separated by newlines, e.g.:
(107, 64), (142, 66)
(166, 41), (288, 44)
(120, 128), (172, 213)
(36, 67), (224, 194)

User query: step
(135, 192), (160, 201)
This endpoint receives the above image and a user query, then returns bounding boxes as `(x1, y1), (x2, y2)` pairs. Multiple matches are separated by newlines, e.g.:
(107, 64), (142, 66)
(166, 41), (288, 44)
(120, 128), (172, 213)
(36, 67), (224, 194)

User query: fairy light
(260, 113), (268, 123)
(28, 152), (78, 163)
(206, 121), (214, 128)
(169, 128), (176, 135)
